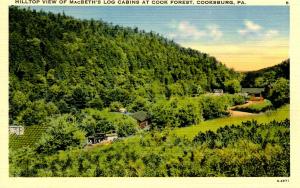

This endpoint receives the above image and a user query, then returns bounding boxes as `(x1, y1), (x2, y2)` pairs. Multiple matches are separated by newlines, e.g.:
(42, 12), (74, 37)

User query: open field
(172, 104), (289, 139)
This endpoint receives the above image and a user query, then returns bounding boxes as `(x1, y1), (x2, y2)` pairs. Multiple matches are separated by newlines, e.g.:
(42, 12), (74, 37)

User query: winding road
(229, 101), (259, 117)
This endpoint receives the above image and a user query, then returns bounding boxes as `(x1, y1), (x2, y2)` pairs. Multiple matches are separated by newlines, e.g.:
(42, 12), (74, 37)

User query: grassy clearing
(172, 104), (289, 139)
(89, 108), (134, 121)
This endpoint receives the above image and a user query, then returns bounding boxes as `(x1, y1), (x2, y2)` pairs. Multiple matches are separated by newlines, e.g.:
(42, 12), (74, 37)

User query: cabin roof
(106, 133), (118, 137)
(241, 88), (265, 94)
(213, 89), (223, 93)
(9, 125), (23, 128)
(131, 111), (149, 122)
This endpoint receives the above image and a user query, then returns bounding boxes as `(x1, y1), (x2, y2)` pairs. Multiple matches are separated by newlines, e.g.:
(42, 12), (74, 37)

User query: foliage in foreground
(9, 119), (290, 177)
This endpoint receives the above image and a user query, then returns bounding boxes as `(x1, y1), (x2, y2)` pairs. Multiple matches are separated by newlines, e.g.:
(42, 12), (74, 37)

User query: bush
(224, 79), (241, 94)
(229, 94), (246, 105)
(149, 94), (244, 129)
(109, 101), (123, 112)
(80, 108), (138, 137)
(200, 96), (230, 120)
(35, 114), (86, 154)
(16, 99), (59, 126)
(127, 96), (150, 112)
(149, 97), (203, 129)
(268, 78), (289, 107)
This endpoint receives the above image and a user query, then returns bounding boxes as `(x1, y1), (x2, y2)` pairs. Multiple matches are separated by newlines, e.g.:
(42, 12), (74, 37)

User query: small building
(131, 111), (150, 129)
(213, 89), (224, 96)
(241, 88), (265, 101)
(105, 133), (118, 142)
(118, 108), (127, 113)
(9, 125), (24, 136)
(87, 131), (119, 145)
(87, 133), (106, 144)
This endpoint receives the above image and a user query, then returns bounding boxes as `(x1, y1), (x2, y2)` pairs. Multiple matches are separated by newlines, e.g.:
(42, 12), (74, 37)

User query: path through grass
(172, 104), (289, 139)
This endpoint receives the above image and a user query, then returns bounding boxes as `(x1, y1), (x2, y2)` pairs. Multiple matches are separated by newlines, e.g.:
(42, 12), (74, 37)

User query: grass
(172, 104), (289, 140)
(83, 108), (138, 125)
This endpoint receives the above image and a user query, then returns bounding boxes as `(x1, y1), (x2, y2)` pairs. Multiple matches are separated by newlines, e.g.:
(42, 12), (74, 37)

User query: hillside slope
(9, 6), (241, 126)
(240, 59), (289, 107)
(241, 59), (289, 88)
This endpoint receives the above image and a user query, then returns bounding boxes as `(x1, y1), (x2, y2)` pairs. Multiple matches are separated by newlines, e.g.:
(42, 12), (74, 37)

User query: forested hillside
(241, 59), (289, 107)
(9, 7), (290, 177)
(241, 59), (289, 87)
(9, 6), (241, 127)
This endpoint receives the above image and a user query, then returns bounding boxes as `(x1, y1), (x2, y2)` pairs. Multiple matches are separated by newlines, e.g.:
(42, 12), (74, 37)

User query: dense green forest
(9, 6), (242, 128)
(9, 7), (290, 177)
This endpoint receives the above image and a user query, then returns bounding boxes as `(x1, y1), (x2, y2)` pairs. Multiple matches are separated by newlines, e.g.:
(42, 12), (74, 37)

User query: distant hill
(241, 59), (289, 88)
(9, 6), (241, 126)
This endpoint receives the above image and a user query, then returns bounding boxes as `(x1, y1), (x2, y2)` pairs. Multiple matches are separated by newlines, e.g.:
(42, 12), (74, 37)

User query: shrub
(127, 96), (150, 112)
(224, 79), (241, 94)
(109, 101), (123, 112)
(149, 94), (243, 129)
(150, 97), (203, 129)
(200, 96), (230, 120)
(16, 99), (59, 126)
(229, 94), (246, 105)
(80, 108), (138, 137)
(35, 114), (86, 154)
(267, 78), (289, 107)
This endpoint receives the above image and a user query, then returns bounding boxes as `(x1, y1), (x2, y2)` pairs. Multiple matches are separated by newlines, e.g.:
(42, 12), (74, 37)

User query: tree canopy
(9, 6), (241, 126)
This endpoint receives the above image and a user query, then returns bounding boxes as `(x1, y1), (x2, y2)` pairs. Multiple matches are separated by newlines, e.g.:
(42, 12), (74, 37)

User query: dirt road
(229, 101), (261, 117)
(229, 109), (257, 117)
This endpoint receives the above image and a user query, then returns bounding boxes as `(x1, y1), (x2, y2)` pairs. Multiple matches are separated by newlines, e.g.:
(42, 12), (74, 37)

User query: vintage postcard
(1, 0), (300, 187)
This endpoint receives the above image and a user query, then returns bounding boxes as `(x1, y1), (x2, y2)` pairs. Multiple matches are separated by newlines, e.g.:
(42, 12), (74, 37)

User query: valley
(8, 6), (290, 177)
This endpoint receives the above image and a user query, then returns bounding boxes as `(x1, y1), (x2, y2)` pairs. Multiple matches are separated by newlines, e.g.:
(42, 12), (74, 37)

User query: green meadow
(172, 104), (289, 139)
